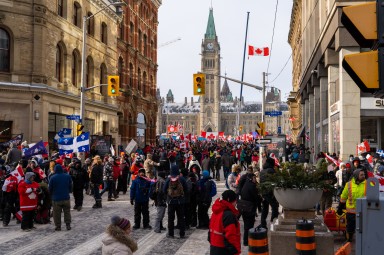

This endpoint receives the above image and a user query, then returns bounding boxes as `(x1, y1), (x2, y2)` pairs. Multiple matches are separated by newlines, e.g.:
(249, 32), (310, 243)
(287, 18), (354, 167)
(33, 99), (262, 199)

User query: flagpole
(236, 12), (250, 137)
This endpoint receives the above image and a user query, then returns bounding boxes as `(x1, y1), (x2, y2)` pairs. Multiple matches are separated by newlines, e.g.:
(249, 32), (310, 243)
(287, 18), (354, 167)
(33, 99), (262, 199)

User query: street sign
(256, 138), (272, 144)
(66, 115), (80, 120)
(265, 111), (282, 116)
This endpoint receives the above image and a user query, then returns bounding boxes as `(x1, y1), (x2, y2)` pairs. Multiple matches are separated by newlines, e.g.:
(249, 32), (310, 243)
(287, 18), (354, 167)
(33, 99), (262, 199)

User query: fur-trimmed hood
(102, 225), (138, 255)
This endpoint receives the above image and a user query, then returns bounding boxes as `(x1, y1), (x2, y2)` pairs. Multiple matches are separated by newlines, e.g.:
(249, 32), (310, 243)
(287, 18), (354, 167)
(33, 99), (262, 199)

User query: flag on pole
(75, 132), (90, 153)
(357, 140), (370, 154)
(0, 134), (23, 148)
(10, 165), (24, 183)
(323, 153), (340, 166)
(248, 45), (269, 56)
(54, 128), (72, 141)
(58, 137), (74, 155)
(24, 140), (48, 158)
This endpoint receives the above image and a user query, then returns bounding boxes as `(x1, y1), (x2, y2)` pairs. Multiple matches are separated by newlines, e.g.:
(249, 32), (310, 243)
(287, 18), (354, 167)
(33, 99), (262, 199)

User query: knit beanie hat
(25, 172), (35, 181)
(111, 215), (130, 230)
(202, 170), (210, 178)
(222, 190), (237, 203)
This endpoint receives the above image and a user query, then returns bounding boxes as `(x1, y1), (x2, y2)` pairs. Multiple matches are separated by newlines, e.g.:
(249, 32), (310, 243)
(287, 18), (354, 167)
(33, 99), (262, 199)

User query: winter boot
(92, 201), (98, 209)
(97, 200), (102, 208)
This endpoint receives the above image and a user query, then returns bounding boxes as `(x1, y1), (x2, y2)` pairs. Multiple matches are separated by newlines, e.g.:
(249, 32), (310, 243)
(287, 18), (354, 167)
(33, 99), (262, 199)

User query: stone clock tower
(199, 8), (221, 132)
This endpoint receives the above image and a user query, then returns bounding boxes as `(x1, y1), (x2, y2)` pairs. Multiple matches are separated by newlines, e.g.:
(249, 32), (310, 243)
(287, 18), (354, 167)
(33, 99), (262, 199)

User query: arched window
(55, 45), (62, 82)
(100, 63), (107, 94)
(86, 56), (93, 87)
(73, 2), (81, 28)
(143, 34), (147, 56)
(142, 72), (147, 97)
(71, 50), (80, 87)
(118, 57), (123, 87)
(137, 113), (146, 148)
(87, 12), (94, 36)
(0, 28), (10, 72)
(129, 22), (134, 45)
(119, 22), (124, 39)
(101, 22), (108, 44)
(129, 63), (133, 87)
(137, 68), (141, 91)
(138, 30), (142, 52)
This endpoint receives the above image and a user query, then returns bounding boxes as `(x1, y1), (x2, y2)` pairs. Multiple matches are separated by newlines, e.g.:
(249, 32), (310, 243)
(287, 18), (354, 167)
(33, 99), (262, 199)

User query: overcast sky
(157, 0), (293, 103)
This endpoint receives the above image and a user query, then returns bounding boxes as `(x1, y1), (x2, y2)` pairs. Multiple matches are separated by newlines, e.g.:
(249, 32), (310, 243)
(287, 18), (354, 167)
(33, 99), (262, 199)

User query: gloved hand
(337, 203), (346, 215)
(26, 188), (33, 194)
(130, 200), (134, 205)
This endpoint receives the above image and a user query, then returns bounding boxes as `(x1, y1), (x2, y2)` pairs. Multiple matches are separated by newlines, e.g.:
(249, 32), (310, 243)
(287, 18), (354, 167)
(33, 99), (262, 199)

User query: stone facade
(288, 0), (383, 160)
(0, 0), (121, 149)
(0, 0), (161, 150)
(117, 0), (161, 148)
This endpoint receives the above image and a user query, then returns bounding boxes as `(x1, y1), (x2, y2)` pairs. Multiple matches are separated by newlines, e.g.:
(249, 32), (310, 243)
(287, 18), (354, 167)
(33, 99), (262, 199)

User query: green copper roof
(167, 89), (173, 96)
(205, 8), (216, 40)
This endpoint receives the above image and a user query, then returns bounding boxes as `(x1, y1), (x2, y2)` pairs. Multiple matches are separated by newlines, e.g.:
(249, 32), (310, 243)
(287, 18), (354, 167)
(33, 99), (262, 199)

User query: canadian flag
(168, 125), (178, 133)
(201, 131), (207, 138)
(323, 152), (341, 167)
(357, 140), (370, 154)
(366, 153), (373, 167)
(248, 45), (269, 56)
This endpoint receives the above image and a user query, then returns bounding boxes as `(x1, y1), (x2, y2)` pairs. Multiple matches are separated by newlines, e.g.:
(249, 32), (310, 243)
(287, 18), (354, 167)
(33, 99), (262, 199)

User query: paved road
(0, 180), (354, 255)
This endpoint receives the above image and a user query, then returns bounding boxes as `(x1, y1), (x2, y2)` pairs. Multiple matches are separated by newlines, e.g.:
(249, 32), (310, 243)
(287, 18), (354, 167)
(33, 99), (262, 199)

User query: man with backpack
(130, 168), (152, 229)
(163, 165), (187, 238)
(197, 170), (217, 229)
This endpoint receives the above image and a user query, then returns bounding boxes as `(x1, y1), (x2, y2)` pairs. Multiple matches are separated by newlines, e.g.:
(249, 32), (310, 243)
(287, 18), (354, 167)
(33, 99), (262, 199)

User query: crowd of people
(1, 139), (381, 254)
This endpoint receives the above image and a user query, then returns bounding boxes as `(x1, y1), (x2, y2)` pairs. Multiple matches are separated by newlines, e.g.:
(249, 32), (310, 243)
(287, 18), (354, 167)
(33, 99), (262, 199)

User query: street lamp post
(79, 1), (126, 127)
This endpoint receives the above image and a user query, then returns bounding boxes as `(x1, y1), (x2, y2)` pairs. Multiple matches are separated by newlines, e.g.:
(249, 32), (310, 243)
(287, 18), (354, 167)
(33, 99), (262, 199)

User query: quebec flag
(58, 137), (74, 155)
(76, 132), (90, 153)
(54, 128), (72, 142)
(24, 140), (48, 158)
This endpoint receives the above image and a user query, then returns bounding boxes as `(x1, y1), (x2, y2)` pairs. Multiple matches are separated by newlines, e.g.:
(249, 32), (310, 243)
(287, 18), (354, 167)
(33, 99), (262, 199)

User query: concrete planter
(274, 188), (322, 210)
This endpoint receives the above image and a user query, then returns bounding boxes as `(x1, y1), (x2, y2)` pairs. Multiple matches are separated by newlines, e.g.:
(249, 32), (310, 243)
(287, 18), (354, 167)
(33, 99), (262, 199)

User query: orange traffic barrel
(248, 227), (268, 255)
(296, 219), (316, 255)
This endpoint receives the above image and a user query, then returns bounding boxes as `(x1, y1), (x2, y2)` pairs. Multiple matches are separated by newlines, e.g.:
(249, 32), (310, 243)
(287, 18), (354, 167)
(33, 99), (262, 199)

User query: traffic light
(341, 2), (383, 93)
(107, 75), (120, 96)
(193, 73), (205, 95)
(77, 124), (84, 136)
(239, 125), (243, 132)
(256, 122), (265, 137)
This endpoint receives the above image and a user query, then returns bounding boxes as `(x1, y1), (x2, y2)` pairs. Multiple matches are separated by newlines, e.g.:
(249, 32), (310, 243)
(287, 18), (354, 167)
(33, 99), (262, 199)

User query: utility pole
(259, 72), (266, 171)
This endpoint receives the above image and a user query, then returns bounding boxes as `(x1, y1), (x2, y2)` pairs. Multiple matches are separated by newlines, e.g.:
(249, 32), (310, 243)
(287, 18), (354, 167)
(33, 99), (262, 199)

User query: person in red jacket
(209, 190), (241, 255)
(18, 172), (41, 231)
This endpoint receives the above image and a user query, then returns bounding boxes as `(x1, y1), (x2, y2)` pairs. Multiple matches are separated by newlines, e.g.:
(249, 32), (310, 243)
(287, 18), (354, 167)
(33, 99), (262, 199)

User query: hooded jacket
(130, 175), (151, 203)
(49, 165), (72, 202)
(101, 225), (138, 255)
(209, 198), (241, 255)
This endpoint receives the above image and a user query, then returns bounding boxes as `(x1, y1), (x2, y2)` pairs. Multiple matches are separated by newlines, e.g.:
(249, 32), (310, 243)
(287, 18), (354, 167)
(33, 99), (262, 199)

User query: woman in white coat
(102, 216), (138, 255)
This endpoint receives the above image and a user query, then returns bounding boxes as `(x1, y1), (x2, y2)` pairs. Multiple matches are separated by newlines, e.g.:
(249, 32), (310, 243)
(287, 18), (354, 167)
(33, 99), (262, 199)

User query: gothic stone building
(157, 8), (289, 137)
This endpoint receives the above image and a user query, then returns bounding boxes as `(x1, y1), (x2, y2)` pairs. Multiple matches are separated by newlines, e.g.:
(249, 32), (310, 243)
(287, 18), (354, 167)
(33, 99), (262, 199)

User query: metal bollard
(248, 227), (268, 255)
(296, 219), (316, 255)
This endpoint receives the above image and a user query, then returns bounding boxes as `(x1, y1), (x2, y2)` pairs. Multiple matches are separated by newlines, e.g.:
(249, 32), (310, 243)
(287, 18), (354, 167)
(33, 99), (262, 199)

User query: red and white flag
(357, 140), (370, 154)
(269, 153), (280, 166)
(323, 153), (341, 166)
(366, 153), (374, 167)
(248, 45), (269, 56)
(11, 165), (24, 183)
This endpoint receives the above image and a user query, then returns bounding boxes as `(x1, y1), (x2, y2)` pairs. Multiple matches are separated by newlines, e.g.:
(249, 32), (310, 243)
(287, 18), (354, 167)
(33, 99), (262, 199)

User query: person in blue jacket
(49, 164), (72, 231)
(130, 168), (152, 229)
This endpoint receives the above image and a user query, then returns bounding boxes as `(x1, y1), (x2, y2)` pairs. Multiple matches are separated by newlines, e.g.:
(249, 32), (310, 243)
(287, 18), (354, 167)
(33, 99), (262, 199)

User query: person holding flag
(18, 172), (41, 231)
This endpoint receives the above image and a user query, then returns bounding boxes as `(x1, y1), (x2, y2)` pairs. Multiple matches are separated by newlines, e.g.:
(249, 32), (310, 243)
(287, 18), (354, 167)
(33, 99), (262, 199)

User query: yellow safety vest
(340, 178), (366, 214)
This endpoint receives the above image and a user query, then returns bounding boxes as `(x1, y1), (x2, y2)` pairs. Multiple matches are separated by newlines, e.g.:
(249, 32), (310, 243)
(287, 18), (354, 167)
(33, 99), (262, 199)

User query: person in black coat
(90, 156), (104, 209)
(239, 173), (261, 246)
(69, 159), (88, 211)
(259, 157), (279, 229)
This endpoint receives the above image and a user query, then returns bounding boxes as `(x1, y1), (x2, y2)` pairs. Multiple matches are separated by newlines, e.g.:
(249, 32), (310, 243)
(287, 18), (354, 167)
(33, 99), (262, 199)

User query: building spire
(205, 8), (216, 40)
